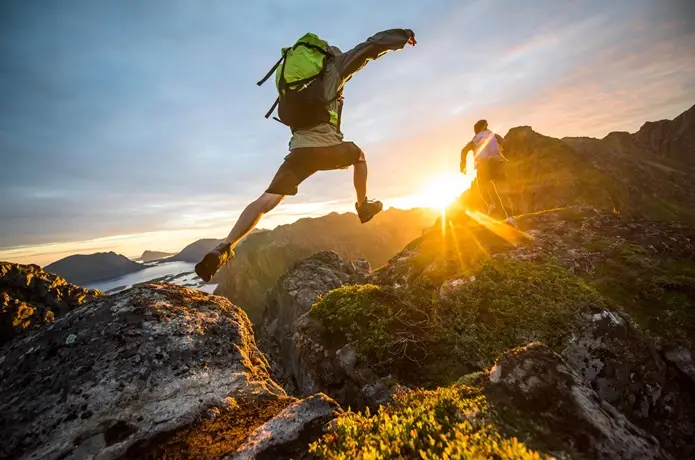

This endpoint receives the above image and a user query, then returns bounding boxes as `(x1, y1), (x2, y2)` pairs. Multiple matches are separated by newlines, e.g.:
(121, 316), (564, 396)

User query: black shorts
(266, 142), (363, 196)
(477, 158), (505, 183)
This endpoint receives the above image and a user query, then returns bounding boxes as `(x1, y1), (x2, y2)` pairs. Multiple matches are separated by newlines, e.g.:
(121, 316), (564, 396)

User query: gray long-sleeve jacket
(289, 28), (413, 150)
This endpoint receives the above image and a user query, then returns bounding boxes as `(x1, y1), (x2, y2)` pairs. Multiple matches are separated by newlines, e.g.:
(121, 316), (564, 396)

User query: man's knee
(355, 148), (366, 164)
(255, 192), (284, 213)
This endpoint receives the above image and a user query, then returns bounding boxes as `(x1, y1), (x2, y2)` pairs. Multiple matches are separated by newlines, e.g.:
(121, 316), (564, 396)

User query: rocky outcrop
(259, 251), (369, 395)
(230, 393), (341, 460)
(294, 313), (403, 409)
(214, 208), (437, 323)
(44, 252), (144, 285)
(0, 283), (287, 460)
(0, 262), (101, 344)
(563, 310), (695, 457)
(486, 342), (673, 460)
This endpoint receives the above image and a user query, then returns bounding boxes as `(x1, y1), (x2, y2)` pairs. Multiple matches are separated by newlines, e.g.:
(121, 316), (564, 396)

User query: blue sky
(1, 0), (694, 265)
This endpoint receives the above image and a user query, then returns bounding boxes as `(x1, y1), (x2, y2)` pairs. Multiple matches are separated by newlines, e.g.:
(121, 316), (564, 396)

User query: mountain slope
(213, 207), (437, 323)
(44, 251), (144, 285)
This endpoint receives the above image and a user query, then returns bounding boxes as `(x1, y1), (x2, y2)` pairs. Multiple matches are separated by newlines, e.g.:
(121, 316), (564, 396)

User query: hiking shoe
(356, 198), (383, 224)
(195, 243), (234, 282)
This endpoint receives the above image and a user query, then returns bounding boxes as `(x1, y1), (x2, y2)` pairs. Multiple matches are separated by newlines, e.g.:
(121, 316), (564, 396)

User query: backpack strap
(264, 96), (280, 119)
(257, 49), (287, 87)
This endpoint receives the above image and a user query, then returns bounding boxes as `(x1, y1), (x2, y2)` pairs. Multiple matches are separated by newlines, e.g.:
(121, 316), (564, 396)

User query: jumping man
(196, 29), (417, 282)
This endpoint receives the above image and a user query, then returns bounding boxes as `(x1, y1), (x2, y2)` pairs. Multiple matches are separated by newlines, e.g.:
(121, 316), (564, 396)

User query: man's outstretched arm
(461, 141), (476, 173)
(335, 29), (415, 84)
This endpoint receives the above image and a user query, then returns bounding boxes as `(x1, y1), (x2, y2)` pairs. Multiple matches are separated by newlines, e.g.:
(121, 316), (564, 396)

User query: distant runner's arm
(461, 141), (476, 172)
(335, 29), (415, 84)
(495, 134), (509, 161)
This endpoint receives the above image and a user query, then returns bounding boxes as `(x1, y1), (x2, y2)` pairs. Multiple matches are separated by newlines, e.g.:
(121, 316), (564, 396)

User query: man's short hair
(474, 119), (488, 134)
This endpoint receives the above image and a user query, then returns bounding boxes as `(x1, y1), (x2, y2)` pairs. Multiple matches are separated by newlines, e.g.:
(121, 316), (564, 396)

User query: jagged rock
(259, 251), (369, 395)
(229, 393), (341, 460)
(486, 342), (673, 460)
(293, 312), (401, 409)
(663, 345), (695, 384)
(0, 261), (101, 344)
(0, 284), (285, 460)
(563, 310), (695, 457)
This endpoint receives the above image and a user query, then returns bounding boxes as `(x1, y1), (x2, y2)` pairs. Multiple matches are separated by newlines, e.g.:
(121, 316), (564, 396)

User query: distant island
(168, 238), (224, 263)
(137, 250), (175, 263)
(45, 252), (145, 285)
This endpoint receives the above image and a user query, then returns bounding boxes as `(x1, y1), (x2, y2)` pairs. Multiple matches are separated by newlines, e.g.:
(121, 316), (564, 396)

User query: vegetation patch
(586, 244), (695, 349)
(311, 260), (604, 386)
(309, 385), (549, 459)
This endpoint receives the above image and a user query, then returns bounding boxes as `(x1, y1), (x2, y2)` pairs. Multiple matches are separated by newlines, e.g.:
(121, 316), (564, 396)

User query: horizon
(1, 0), (694, 267)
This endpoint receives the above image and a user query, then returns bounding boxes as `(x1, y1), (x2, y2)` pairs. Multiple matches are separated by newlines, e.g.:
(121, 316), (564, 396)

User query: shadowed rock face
(0, 262), (101, 345)
(485, 342), (673, 460)
(258, 251), (369, 395)
(0, 284), (286, 460)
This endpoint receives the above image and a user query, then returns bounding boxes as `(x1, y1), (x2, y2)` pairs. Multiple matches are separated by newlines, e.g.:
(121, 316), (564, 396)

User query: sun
(420, 172), (473, 210)
(419, 154), (477, 210)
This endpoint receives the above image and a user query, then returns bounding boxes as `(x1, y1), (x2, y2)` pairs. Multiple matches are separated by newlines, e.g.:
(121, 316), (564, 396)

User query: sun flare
(419, 153), (477, 210)
(420, 173), (469, 209)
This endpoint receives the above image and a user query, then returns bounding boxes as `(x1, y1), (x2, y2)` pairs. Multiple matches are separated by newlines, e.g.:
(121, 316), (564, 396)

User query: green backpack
(257, 33), (334, 132)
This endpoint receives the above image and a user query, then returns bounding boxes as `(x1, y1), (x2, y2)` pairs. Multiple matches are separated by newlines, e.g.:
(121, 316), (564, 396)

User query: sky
(1, 0), (694, 265)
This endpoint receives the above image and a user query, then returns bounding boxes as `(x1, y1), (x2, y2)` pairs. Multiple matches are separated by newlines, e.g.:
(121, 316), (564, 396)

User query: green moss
(311, 260), (603, 386)
(309, 385), (549, 459)
(587, 247), (695, 348)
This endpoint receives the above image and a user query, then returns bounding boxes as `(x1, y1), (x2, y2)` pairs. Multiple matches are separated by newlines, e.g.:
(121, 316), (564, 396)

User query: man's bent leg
(353, 149), (368, 205)
(225, 193), (284, 248)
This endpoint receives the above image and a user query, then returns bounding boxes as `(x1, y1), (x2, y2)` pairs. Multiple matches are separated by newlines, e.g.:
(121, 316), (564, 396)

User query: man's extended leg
(195, 193), (284, 282)
(225, 193), (284, 248)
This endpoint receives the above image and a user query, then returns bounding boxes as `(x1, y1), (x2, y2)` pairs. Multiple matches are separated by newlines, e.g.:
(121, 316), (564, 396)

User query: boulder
(229, 393), (341, 460)
(0, 284), (285, 460)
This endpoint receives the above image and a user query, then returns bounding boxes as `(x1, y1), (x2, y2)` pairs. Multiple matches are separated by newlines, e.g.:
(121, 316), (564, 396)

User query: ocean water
(84, 261), (217, 294)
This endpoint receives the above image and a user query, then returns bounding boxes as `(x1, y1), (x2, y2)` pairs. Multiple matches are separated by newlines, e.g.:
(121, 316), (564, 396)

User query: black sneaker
(356, 198), (383, 224)
(195, 243), (234, 282)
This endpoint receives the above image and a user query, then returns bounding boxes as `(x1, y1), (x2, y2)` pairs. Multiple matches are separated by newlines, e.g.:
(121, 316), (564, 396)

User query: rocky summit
(0, 283), (341, 460)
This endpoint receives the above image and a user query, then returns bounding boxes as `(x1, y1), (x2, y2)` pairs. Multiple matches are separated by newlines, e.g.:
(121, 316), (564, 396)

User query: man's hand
(407, 32), (417, 46)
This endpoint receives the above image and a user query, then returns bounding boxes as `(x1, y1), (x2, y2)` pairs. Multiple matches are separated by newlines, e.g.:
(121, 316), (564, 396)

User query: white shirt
(471, 130), (502, 160)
